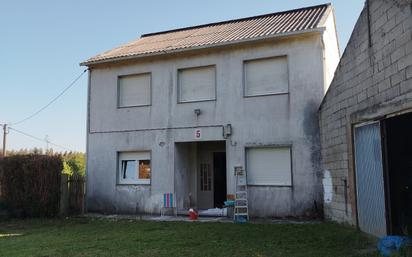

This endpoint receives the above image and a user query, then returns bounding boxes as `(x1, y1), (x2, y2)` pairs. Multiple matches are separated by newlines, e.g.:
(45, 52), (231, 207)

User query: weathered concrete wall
(322, 9), (341, 91)
(319, 0), (412, 224)
(174, 142), (197, 210)
(86, 12), (339, 217)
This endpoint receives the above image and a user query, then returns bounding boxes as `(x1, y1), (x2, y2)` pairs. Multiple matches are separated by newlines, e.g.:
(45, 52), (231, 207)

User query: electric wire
(9, 127), (72, 151)
(11, 69), (87, 126)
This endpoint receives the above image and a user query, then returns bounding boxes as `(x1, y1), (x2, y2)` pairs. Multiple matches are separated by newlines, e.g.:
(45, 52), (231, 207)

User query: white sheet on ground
(198, 208), (228, 217)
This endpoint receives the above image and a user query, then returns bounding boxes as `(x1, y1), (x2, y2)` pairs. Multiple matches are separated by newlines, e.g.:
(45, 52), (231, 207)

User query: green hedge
(0, 155), (63, 218)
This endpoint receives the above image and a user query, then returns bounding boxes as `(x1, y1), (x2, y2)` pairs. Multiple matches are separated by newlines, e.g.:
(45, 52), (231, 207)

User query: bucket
(189, 208), (198, 220)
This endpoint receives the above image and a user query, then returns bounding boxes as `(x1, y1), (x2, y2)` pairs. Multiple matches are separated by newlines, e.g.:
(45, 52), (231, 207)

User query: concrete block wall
(319, 0), (412, 224)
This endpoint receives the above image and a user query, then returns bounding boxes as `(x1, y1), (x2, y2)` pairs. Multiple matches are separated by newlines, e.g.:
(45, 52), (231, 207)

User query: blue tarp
(377, 236), (411, 256)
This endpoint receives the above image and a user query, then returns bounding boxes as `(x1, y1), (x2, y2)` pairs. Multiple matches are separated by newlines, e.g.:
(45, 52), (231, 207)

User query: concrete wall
(322, 8), (341, 91)
(86, 12), (339, 217)
(174, 142), (197, 210)
(319, 0), (412, 224)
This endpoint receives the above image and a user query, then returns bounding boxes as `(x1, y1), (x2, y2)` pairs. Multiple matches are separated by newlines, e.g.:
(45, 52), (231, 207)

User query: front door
(197, 151), (213, 209)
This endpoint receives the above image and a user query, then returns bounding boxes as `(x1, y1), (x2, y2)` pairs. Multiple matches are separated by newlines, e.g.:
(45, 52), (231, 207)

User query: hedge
(0, 154), (63, 218)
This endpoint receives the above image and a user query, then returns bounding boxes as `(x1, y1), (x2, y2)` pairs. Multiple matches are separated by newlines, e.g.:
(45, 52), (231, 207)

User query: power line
(8, 127), (72, 151)
(11, 69), (88, 126)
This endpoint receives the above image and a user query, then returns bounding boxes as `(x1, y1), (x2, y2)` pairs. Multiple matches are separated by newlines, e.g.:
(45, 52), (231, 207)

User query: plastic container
(235, 215), (248, 223)
(189, 208), (198, 220)
(224, 200), (235, 206)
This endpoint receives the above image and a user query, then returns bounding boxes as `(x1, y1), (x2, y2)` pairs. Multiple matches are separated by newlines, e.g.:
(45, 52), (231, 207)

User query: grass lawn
(0, 217), (386, 257)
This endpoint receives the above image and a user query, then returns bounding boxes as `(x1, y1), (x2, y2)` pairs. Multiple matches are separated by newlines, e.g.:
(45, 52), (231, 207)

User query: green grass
(0, 217), (384, 257)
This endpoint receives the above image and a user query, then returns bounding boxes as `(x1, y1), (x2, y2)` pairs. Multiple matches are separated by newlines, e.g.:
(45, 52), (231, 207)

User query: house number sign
(194, 128), (202, 139)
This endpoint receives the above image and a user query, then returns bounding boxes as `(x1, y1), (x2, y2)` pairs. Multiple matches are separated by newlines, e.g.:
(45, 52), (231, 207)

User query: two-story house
(81, 3), (340, 218)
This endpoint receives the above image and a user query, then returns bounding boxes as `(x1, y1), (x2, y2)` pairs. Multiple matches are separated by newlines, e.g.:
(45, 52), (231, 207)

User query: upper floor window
(118, 73), (151, 108)
(178, 65), (216, 103)
(244, 56), (289, 97)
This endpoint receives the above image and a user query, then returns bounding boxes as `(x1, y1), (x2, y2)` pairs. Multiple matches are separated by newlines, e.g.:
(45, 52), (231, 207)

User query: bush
(0, 154), (63, 218)
(62, 152), (85, 177)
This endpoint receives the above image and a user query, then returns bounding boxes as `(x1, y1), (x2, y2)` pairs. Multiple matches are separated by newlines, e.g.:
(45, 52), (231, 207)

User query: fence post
(80, 177), (85, 215)
(60, 174), (69, 216)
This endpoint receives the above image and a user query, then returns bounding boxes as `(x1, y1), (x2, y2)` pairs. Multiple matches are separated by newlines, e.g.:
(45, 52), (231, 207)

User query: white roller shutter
(118, 73), (151, 107)
(178, 66), (216, 102)
(246, 147), (292, 186)
(244, 56), (289, 96)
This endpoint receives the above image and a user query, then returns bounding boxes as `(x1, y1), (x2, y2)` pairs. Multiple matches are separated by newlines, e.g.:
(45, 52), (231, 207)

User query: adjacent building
(81, 4), (340, 218)
(320, 0), (412, 236)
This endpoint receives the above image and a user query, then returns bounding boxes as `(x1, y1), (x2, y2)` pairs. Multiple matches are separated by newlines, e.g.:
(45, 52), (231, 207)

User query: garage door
(354, 122), (387, 237)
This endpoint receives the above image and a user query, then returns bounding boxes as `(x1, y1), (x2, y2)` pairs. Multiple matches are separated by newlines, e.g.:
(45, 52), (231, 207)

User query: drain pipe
(342, 177), (348, 215)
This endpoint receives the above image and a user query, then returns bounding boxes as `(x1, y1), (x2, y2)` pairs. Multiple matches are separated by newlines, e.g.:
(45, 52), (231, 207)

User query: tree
(63, 153), (85, 177)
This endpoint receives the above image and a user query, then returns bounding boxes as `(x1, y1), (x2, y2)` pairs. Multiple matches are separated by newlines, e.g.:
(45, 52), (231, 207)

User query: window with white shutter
(246, 147), (292, 186)
(244, 56), (289, 97)
(178, 66), (216, 103)
(118, 73), (151, 107)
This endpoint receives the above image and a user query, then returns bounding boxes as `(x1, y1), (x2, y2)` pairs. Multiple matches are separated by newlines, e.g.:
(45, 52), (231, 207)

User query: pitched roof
(82, 3), (331, 66)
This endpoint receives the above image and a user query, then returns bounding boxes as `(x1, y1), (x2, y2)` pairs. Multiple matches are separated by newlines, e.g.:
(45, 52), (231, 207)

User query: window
(118, 73), (151, 107)
(244, 56), (289, 97)
(178, 65), (216, 102)
(200, 163), (212, 191)
(118, 151), (151, 185)
(246, 147), (292, 186)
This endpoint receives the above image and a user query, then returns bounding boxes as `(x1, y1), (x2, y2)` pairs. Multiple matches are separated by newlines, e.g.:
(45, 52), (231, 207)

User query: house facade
(82, 4), (340, 217)
(319, 0), (412, 236)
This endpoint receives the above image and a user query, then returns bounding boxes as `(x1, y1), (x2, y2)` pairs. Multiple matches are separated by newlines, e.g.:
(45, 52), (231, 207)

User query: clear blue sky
(0, 0), (365, 152)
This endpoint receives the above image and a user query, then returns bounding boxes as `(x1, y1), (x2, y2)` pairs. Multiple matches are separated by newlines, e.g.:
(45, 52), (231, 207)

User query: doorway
(197, 141), (226, 210)
(383, 112), (412, 235)
(213, 152), (227, 208)
(175, 141), (227, 212)
(353, 111), (412, 236)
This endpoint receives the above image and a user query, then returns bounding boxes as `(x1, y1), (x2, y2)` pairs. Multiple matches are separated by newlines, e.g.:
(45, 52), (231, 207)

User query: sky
(0, 0), (365, 152)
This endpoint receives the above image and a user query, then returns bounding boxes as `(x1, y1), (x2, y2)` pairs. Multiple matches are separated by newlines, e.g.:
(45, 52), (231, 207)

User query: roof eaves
(316, 3), (332, 27)
(80, 27), (325, 66)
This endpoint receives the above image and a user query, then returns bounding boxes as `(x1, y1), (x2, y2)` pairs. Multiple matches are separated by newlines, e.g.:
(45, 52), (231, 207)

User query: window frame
(177, 65), (217, 104)
(245, 145), (293, 187)
(200, 163), (212, 191)
(117, 72), (152, 109)
(117, 150), (152, 185)
(243, 55), (290, 98)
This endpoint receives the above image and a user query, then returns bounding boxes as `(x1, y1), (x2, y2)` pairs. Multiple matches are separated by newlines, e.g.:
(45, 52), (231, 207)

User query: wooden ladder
(234, 166), (249, 222)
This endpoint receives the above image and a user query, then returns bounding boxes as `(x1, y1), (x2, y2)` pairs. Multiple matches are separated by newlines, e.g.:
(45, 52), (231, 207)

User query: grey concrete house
(81, 4), (340, 218)
(319, 0), (412, 236)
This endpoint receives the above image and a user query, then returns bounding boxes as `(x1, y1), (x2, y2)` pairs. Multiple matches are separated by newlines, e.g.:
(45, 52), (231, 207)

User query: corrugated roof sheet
(82, 3), (331, 65)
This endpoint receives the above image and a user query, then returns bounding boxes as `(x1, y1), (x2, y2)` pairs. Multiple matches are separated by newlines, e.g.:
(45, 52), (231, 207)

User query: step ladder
(234, 166), (249, 222)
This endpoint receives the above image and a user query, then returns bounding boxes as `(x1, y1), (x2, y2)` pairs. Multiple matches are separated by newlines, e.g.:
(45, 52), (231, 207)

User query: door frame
(349, 106), (412, 235)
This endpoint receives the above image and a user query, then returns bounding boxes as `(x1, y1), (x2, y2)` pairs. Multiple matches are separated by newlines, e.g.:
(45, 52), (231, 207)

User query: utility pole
(2, 124), (7, 158)
(45, 135), (49, 153)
